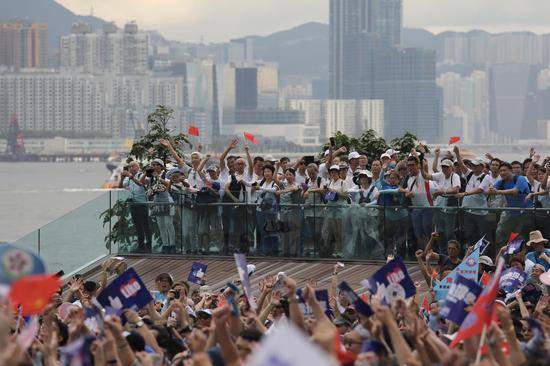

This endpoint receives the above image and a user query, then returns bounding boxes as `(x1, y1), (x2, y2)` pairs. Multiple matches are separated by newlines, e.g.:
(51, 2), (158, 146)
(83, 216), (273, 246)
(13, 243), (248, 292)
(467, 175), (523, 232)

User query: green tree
(390, 131), (429, 161)
(128, 105), (191, 163)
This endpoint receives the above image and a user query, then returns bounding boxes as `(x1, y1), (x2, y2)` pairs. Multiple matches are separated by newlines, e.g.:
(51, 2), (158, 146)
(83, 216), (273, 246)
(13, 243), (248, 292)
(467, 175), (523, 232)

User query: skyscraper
(0, 20), (48, 69)
(329, 0), (441, 141)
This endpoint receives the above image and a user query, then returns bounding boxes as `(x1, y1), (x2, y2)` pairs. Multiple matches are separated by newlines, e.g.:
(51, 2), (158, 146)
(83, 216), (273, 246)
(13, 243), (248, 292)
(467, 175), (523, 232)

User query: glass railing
(13, 189), (550, 269)
(14, 191), (115, 275)
(114, 194), (550, 261)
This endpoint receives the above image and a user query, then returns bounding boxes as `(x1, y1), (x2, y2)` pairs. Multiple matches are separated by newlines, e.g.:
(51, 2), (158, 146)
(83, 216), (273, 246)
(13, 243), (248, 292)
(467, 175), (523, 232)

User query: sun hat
(479, 256), (494, 267)
(526, 230), (548, 247)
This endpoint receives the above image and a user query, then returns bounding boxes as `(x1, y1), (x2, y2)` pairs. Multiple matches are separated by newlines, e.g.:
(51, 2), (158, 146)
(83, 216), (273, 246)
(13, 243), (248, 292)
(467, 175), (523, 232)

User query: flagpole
(14, 306), (22, 333)
(475, 324), (487, 364)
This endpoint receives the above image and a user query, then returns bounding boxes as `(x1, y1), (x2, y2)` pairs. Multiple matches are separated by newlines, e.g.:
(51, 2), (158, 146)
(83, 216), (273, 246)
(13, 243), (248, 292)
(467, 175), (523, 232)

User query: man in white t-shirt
(421, 157), (461, 250)
(454, 147), (492, 246)
(399, 155), (435, 252)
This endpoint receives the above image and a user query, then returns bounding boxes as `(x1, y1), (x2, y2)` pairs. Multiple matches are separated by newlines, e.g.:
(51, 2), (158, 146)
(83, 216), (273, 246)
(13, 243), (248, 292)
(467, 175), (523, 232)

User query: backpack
(358, 185), (376, 204)
(223, 174), (245, 203)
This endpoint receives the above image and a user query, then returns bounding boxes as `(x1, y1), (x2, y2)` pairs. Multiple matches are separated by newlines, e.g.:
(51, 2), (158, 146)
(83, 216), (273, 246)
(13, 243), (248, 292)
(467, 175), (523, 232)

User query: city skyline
(56, 0), (550, 43)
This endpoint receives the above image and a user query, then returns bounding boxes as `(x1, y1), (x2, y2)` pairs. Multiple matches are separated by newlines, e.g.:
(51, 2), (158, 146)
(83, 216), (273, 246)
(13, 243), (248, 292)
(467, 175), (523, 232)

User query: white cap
(151, 158), (165, 167)
(247, 264), (256, 277)
(265, 154), (277, 162)
(440, 159), (454, 167)
(386, 148), (400, 156)
(470, 158), (484, 166)
(329, 164), (340, 171)
(357, 169), (373, 178)
(348, 151), (360, 159)
(380, 153), (391, 160)
(479, 256), (494, 267)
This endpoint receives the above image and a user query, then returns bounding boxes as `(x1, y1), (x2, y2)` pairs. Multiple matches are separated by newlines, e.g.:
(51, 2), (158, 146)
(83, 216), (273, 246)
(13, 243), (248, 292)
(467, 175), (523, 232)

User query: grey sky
(57, 0), (550, 42)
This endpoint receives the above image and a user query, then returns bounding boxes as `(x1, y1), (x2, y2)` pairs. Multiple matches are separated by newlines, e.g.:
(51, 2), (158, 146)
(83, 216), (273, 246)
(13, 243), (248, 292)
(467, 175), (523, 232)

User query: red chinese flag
(431, 268), (438, 280)
(450, 258), (505, 348)
(480, 271), (492, 286)
(9, 274), (61, 316)
(422, 295), (430, 314)
(508, 232), (519, 243)
(243, 132), (259, 145)
(188, 125), (199, 137)
(448, 136), (461, 145)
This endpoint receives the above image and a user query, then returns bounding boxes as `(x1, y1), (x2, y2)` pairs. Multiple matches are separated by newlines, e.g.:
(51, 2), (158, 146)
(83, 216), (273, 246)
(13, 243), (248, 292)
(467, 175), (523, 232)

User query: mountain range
(1, 0), (544, 83)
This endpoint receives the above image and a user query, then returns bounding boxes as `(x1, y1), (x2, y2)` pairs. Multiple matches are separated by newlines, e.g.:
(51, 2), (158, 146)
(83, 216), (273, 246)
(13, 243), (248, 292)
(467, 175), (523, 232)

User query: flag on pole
(508, 232), (520, 243)
(450, 258), (505, 348)
(434, 247), (480, 300)
(448, 136), (461, 145)
(431, 268), (438, 281)
(234, 254), (257, 310)
(243, 132), (259, 145)
(422, 295), (430, 314)
(188, 125), (199, 136)
(473, 236), (490, 254)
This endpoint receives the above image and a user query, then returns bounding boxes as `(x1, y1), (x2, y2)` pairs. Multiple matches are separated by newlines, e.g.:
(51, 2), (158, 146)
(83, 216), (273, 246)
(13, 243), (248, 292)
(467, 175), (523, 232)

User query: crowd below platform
(117, 137), (550, 261)
(1, 229), (550, 365)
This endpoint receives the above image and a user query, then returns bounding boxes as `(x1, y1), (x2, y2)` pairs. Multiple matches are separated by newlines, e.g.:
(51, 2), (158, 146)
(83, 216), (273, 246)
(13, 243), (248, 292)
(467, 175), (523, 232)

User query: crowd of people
(1, 231), (549, 366)
(117, 137), (550, 260)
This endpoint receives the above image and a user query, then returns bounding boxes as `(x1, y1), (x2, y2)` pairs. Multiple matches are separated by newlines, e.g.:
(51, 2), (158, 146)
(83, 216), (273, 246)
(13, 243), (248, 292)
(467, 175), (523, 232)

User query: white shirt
(406, 173), (436, 207)
(295, 170), (308, 186)
(431, 172), (461, 207)
(462, 169), (491, 213)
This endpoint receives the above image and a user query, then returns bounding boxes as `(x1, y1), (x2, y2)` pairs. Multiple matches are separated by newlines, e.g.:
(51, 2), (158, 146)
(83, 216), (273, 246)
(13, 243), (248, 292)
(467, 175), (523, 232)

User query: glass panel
(14, 191), (112, 274)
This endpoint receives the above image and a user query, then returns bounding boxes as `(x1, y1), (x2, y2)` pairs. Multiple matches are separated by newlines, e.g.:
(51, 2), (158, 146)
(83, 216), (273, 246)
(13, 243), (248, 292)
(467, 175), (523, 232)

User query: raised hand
(159, 138), (171, 148)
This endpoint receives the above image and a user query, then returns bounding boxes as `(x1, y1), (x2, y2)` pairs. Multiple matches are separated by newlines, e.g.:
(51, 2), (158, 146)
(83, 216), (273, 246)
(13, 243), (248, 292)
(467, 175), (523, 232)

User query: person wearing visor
(347, 170), (380, 258)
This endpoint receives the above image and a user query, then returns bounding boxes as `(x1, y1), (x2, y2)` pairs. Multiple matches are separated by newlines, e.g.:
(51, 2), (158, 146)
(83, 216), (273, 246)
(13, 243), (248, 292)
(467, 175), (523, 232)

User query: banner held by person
(434, 246), (480, 300)
(296, 288), (330, 317)
(97, 267), (152, 315)
(505, 237), (524, 256)
(187, 262), (207, 285)
(234, 254), (257, 310)
(440, 274), (482, 326)
(338, 281), (373, 316)
(498, 267), (527, 294)
(365, 256), (416, 304)
(9, 274), (60, 316)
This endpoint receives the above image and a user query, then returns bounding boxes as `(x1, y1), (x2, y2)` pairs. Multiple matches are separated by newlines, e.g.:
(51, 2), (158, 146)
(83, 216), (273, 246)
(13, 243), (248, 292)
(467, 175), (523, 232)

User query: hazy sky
(57, 0), (550, 42)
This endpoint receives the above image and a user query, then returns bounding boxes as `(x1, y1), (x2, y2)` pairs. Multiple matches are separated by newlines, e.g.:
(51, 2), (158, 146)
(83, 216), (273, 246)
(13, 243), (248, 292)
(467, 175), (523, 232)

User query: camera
(145, 166), (155, 177)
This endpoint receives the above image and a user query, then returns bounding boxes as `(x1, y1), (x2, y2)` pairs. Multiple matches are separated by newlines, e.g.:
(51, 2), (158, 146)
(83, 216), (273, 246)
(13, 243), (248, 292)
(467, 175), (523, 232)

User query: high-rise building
(329, 0), (440, 141)
(286, 99), (384, 139)
(0, 20), (48, 69)
(60, 21), (148, 74)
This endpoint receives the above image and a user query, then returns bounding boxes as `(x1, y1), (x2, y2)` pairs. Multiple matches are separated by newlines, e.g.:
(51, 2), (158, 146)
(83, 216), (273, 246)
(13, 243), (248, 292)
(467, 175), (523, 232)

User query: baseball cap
(385, 148), (400, 156)
(197, 309), (213, 317)
(151, 158), (164, 167)
(329, 164), (340, 171)
(265, 154), (277, 162)
(380, 153), (391, 160)
(166, 168), (184, 179)
(440, 159), (453, 167)
(348, 151), (360, 159)
(470, 158), (484, 166)
(339, 163), (348, 170)
(357, 169), (373, 178)
(206, 165), (219, 172)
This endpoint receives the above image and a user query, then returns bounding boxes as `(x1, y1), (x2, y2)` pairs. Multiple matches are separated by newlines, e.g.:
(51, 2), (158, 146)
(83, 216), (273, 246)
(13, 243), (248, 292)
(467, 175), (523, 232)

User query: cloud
(57, 0), (550, 41)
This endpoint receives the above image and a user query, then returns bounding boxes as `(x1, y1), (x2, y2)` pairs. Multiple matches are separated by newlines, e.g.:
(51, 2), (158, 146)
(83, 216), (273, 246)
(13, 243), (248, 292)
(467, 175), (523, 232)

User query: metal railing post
(108, 191), (112, 255)
(37, 228), (41, 255)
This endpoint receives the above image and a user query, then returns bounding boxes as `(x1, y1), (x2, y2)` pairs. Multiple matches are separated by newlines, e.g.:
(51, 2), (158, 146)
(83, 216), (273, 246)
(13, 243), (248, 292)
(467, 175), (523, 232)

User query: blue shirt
(526, 249), (550, 271)
(494, 175), (532, 214)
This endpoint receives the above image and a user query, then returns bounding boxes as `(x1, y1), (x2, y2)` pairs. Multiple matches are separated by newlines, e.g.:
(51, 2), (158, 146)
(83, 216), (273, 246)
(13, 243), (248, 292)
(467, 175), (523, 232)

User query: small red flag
(450, 259), (504, 348)
(431, 268), (438, 280)
(422, 295), (430, 314)
(243, 132), (259, 145)
(480, 271), (492, 286)
(508, 232), (519, 243)
(188, 125), (199, 136)
(448, 136), (461, 145)
(9, 274), (61, 316)
(333, 330), (357, 364)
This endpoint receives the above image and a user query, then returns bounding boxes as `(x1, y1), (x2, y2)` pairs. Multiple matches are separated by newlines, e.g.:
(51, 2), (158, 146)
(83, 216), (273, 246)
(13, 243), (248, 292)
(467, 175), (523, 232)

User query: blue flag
(473, 236), (490, 255)
(97, 267), (153, 314)
(499, 267), (527, 293)
(296, 288), (331, 317)
(440, 274), (482, 326)
(434, 247), (479, 301)
(367, 256), (416, 304)
(338, 281), (373, 317)
(234, 254), (257, 310)
(187, 262), (207, 285)
(0, 244), (46, 284)
(506, 238), (524, 256)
